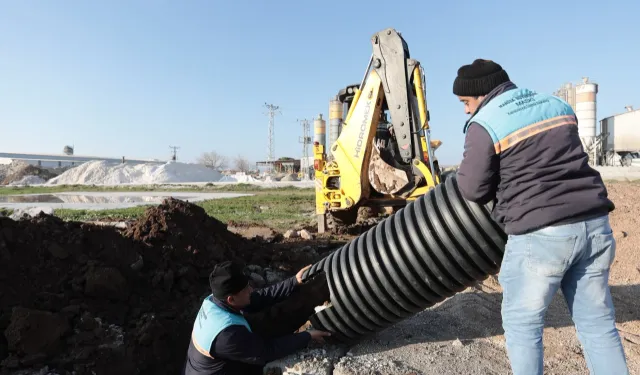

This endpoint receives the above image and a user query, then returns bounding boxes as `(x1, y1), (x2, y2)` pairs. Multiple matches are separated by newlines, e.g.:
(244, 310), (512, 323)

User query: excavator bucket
(368, 141), (410, 195)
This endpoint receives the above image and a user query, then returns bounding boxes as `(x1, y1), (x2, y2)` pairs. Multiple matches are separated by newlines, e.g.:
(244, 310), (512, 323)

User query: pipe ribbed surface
(301, 175), (507, 345)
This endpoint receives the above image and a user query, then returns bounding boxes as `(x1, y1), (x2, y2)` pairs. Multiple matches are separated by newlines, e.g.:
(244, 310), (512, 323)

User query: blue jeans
(498, 214), (629, 375)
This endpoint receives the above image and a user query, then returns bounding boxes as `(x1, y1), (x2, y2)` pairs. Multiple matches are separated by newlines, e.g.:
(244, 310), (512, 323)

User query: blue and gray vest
(191, 295), (252, 358)
(465, 87), (577, 154)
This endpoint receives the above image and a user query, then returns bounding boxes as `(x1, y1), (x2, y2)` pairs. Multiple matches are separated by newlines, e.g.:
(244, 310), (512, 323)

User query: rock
(0, 333), (7, 362)
(78, 311), (99, 331)
(265, 269), (288, 284)
(178, 278), (190, 291)
(9, 207), (54, 221)
(298, 230), (313, 240)
(247, 264), (263, 273)
(1, 354), (19, 368)
(151, 271), (163, 287)
(130, 255), (144, 271)
(265, 346), (346, 375)
(284, 229), (298, 239)
(4, 307), (71, 356)
(60, 305), (81, 318)
(20, 353), (48, 366)
(163, 270), (174, 291)
(333, 353), (418, 375)
(1, 227), (13, 243)
(250, 272), (266, 288)
(0, 241), (10, 262)
(84, 267), (129, 301)
(614, 231), (628, 240)
(48, 243), (70, 259)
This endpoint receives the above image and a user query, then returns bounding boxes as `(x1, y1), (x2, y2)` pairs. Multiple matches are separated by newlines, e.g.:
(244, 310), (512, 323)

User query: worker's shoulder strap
(469, 88), (576, 154)
(191, 295), (252, 357)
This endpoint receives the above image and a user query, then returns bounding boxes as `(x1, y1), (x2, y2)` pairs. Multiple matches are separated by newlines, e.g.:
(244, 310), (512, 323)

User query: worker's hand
(307, 329), (331, 343)
(296, 265), (311, 284)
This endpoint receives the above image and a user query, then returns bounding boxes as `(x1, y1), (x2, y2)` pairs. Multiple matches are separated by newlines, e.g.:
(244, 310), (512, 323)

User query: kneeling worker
(182, 261), (331, 375)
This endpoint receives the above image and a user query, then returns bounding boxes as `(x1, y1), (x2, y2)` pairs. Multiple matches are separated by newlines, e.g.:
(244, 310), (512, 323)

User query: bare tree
(234, 155), (251, 173)
(197, 151), (228, 171)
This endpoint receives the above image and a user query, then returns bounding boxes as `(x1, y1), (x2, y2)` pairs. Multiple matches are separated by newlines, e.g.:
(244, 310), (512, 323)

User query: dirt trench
(0, 198), (334, 375)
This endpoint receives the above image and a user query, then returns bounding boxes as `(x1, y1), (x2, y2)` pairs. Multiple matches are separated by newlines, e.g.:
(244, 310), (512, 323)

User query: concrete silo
(328, 98), (343, 159)
(313, 113), (326, 147)
(575, 77), (598, 148)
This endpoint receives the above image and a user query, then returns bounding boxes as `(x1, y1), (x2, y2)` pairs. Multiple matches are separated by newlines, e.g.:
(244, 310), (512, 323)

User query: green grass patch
(0, 183), (311, 195)
(0, 183), (314, 197)
(51, 188), (315, 231)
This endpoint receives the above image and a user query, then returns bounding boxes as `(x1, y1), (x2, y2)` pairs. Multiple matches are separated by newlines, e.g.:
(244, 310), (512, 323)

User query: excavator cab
(314, 27), (443, 233)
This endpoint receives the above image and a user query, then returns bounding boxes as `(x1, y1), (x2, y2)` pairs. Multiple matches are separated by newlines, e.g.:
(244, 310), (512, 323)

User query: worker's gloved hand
(308, 329), (331, 343)
(296, 265), (311, 284)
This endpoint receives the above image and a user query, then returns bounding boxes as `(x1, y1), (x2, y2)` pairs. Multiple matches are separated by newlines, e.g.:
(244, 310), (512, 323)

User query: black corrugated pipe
(301, 174), (508, 345)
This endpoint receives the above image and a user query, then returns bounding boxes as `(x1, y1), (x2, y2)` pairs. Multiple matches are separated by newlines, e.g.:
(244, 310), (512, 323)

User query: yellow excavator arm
(314, 27), (442, 233)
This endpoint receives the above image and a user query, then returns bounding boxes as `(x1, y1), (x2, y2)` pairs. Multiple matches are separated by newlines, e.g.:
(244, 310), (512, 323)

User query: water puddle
(0, 194), (195, 204)
(0, 192), (251, 210)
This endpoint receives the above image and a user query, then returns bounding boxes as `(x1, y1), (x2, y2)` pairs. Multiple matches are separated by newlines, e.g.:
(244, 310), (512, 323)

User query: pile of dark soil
(0, 198), (326, 375)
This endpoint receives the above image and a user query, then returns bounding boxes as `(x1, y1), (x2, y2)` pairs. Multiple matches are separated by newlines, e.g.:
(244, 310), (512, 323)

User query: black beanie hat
(209, 261), (250, 300)
(453, 59), (510, 97)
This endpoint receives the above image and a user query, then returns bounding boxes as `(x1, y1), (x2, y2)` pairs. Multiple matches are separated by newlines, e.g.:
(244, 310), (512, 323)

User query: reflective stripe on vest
(190, 295), (252, 357)
(467, 87), (577, 154)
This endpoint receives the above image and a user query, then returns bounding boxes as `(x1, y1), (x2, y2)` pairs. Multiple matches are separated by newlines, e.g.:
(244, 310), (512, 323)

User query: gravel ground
(267, 181), (640, 374)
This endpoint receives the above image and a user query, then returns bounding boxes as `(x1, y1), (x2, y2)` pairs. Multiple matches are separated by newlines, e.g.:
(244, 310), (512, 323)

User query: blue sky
(1, 0), (638, 166)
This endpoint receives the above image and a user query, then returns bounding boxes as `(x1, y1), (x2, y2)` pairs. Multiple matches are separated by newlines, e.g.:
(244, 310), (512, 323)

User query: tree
(197, 151), (228, 171)
(234, 155), (251, 173)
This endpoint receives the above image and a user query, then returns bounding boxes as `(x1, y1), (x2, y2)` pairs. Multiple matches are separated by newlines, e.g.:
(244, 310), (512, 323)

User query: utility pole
(297, 118), (311, 180)
(263, 103), (281, 173)
(169, 146), (180, 161)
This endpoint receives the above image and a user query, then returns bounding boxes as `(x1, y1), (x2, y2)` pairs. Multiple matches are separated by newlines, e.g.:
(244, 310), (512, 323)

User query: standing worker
(182, 261), (331, 375)
(452, 59), (628, 375)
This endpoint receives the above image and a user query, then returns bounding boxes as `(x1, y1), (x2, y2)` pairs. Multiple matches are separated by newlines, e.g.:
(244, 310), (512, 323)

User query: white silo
(313, 113), (326, 147)
(574, 77), (598, 148)
(328, 98), (343, 149)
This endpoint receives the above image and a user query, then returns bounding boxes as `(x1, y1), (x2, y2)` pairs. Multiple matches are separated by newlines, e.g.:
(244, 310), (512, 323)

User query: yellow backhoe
(313, 27), (443, 233)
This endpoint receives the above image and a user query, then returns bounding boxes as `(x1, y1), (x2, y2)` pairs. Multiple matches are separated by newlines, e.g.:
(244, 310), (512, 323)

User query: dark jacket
(456, 81), (614, 235)
(182, 276), (311, 375)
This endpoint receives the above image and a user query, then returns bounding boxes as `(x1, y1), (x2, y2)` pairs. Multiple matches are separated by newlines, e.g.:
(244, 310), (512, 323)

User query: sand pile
(1, 163), (58, 185)
(45, 161), (223, 185)
(8, 176), (47, 186)
(280, 173), (299, 181)
(0, 198), (326, 375)
(218, 172), (259, 183)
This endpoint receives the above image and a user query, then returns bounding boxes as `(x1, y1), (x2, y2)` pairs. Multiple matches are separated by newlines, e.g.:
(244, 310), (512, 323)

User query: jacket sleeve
(212, 324), (311, 365)
(245, 276), (298, 312)
(456, 123), (500, 204)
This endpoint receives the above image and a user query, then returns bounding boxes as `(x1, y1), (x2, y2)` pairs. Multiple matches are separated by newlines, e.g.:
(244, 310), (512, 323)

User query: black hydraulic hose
(301, 174), (507, 345)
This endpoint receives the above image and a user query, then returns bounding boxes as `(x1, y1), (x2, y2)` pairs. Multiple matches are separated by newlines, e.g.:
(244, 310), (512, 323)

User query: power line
(169, 145), (180, 161)
(298, 118), (312, 179)
(263, 103), (281, 172)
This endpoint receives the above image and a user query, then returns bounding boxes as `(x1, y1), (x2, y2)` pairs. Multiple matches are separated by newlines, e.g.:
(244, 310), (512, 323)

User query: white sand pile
(10, 207), (55, 220)
(219, 172), (259, 183)
(280, 173), (299, 181)
(45, 160), (223, 185)
(8, 175), (47, 186)
(0, 160), (29, 182)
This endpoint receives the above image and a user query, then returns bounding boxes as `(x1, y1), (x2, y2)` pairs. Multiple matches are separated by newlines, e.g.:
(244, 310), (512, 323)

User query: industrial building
(0, 147), (165, 169)
(553, 79), (639, 167)
(553, 77), (599, 155)
(599, 106), (640, 166)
